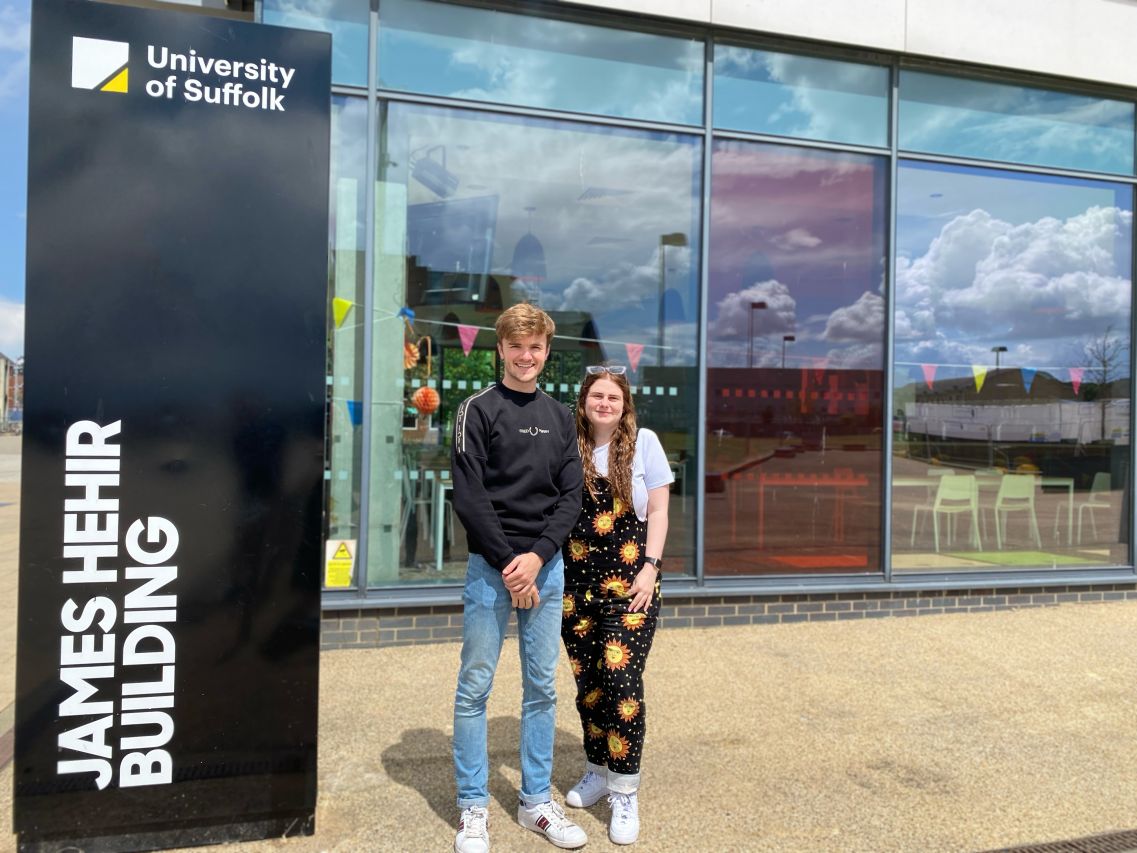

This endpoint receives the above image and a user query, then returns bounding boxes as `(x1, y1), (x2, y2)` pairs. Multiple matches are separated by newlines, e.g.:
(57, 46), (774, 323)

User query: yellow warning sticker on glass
(324, 539), (355, 588)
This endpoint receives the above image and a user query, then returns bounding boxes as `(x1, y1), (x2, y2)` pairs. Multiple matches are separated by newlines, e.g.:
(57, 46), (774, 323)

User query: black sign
(16, 1), (330, 848)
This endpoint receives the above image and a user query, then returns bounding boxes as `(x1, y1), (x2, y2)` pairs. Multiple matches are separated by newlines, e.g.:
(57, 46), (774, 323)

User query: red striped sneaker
(517, 799), (587, 849)
(455, 805), (489, 853)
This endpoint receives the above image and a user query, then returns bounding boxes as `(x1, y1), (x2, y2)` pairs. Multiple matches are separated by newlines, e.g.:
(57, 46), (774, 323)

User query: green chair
(1055, 472), (1111, 544)
(992, 474), (1041, 550)
(911, 474), (982, 552)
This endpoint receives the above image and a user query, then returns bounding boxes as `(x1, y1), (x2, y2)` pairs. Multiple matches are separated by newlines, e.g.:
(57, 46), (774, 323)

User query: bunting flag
(972, 364), (987, 393)
(1069, 367), (1084, 396)
(332, 297), (353, 328)
(625, 342), (644, 372)
(1021, 367), (1037, 394)
(397, 305), (416, 338)
(921, 363), (937, 390)
(346, 400), (362, 427)
(458, 324), (478, 356)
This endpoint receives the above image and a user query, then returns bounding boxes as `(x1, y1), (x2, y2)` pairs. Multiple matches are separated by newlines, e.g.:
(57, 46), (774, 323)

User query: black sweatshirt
(451, 383), (583, 571)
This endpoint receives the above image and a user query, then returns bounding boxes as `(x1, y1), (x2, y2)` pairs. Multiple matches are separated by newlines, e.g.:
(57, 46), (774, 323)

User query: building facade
(246, 0), (1137, 643)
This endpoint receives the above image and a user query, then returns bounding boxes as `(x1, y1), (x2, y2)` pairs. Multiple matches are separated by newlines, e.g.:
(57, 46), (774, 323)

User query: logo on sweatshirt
(518, 426), (550, 436)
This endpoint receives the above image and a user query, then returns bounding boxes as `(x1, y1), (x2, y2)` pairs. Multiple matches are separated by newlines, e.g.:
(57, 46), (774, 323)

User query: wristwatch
(643, 556), (663, 572)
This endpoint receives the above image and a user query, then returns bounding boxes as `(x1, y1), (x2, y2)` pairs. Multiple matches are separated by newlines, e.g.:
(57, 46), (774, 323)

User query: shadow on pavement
(381, 716), (589, 822)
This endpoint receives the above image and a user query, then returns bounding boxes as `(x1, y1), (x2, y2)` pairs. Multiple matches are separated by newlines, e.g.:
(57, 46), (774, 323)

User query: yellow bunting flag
(972, 365), (987, 393)
(332, 297), (354, 328)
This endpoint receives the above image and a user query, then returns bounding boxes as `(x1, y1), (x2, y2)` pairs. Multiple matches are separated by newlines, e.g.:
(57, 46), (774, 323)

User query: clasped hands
(502, 552), (543, 609)
(503, 555), (656, 613)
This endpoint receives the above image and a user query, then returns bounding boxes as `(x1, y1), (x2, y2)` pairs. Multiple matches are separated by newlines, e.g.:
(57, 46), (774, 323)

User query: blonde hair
(495, 303), (555, 347)
(576, 371), (637, 508)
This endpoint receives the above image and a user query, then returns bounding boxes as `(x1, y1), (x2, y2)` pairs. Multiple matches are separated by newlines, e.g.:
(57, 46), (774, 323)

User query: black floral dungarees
(560, 477), (661, 776)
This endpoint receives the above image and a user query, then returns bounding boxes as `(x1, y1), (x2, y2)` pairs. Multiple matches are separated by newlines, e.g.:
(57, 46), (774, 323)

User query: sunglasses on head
(585, 365), (627, 375)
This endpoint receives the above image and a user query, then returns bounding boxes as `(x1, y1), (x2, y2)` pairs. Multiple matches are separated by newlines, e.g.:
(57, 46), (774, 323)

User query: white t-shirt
(591, 428), (674, 521)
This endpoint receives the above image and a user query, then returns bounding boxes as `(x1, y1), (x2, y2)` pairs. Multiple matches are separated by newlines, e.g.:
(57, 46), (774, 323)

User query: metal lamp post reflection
(987, 346), (1008, 468)
(745, 301), (768, 460)
(657, 232), (688, 368)
(781, 334), (796, 369)
(747, 301), (768, 368)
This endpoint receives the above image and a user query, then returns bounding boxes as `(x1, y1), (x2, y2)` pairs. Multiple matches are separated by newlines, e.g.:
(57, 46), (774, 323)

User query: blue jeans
(453, 552), (565, 808)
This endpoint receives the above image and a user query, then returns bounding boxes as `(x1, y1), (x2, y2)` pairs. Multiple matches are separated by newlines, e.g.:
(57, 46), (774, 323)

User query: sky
(0, 0), (28, 359)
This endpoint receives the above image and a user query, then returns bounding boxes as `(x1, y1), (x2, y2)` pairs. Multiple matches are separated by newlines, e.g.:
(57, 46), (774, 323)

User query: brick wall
(320, 582), (1137, 649)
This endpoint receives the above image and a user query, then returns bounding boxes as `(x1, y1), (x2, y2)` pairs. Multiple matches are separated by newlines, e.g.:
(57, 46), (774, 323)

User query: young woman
(560, 365), (673, 846)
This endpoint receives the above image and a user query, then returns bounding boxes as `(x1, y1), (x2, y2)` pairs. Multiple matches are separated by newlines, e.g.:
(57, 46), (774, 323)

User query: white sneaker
(608, 791), (640, 845)
(455, 805), (489, 853)
(565, 770), (606, 808)
(517, 800), (588, 849)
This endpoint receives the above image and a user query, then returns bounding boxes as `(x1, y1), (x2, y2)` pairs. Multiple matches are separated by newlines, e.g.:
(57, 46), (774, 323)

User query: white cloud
(0, 298), (24, 358)
(823, 291), (882, 343)
(825, 341), (881, 369)
(713, 143), (865, 183)
(509, 278), (543, 305)
(445, 34), (700, 125)
(771, 227), (821, 251)
(652, 320), (697, 367)
(559, 244), (691, 315)
(716, 47), (886, 146)
(709, 279), (796, 340)
(0, 5), (29, 100)
(895, 205), (1132, 365)
(902, 87), (1132, 174)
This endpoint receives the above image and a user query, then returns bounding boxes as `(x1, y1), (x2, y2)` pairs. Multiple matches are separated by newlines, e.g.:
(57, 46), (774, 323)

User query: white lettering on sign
(144, 45), (296, 112)
(56, 420), (180, 791)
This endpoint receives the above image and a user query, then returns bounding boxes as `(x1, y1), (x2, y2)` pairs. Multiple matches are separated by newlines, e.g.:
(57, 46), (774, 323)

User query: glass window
(366, 101), (703, 586)
(705, 140), (888, 575)
(892, 161), (1132, 571)
(714, 45), (889, 148)
(899, 70), (1136, 176)
(377, 0), (704, 126)
(325, 96), (368, 589)
(264, 0), (370, 87)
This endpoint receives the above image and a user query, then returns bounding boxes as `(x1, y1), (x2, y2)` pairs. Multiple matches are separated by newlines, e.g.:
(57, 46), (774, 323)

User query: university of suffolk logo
(71, 37), (130, 94)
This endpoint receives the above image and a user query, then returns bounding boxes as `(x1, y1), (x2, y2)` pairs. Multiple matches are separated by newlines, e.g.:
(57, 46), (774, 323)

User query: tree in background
(1078, 324), (1130, 441)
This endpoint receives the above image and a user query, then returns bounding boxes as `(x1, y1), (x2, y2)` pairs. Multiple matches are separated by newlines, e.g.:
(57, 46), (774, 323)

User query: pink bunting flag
(457, 324), (478, 356)
(921, 364), (937, 390)
(625, 343), (644, 372)
(1069, 367), (1084, 396)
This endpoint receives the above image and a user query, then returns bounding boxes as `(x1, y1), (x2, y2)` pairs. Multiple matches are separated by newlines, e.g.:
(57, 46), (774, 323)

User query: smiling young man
(450, 303), (586, 853)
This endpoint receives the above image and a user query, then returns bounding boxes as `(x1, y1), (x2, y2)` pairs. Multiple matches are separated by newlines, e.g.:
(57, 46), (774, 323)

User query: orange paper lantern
(411, 386), (440, 415)
(403, 341), (420, 370)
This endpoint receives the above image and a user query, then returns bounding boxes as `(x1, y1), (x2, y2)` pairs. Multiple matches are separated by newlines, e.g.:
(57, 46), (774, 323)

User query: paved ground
(0, 434), (20, 780)
(1, 435), (1137, 851)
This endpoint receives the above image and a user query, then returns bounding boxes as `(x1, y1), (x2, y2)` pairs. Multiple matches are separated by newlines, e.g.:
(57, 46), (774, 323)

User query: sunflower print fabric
(561, 476), (661, 777)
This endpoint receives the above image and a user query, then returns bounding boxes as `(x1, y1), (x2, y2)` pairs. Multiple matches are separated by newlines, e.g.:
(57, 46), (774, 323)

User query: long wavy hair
(575, 370), (637, 508)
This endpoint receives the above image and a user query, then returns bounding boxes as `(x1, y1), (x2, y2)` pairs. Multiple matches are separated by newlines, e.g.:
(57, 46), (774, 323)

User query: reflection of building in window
(708, 366), (883, 449)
